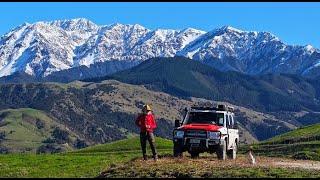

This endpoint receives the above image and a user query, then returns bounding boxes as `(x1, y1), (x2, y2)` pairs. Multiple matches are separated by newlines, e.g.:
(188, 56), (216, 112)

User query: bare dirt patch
(99, 155), (320, 178)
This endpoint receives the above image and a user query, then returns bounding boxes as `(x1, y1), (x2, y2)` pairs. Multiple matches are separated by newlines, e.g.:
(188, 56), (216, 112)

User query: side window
(218, 114), (224, 126)
(227, 115), (231, 128)
(230, 115), (234, 129)
(232, 115), (238, 129)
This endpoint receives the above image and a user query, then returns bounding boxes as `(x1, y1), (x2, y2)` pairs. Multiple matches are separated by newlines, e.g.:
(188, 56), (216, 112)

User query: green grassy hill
(248, 123), (320, 160)
(0, 108), (78, 153)
(74, 136), (172, 154)
(0, 136), (172, 178)
(1, 135), (320, 178)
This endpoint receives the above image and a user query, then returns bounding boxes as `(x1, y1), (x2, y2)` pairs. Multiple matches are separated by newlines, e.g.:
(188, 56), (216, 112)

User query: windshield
(184, 112), (224, 126)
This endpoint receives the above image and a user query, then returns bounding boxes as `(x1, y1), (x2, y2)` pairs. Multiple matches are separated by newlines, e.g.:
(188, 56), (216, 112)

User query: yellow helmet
(143, 104), (152, 111)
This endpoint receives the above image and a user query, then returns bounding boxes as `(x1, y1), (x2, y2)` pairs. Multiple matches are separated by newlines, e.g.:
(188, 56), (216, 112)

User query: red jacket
(135, 112), (157, 132)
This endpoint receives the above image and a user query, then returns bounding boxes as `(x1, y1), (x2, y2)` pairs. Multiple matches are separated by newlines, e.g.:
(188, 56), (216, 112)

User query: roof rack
(191, 106), (219, 111)
(217, 104), (234, 112)
(190, 104), (234, 112)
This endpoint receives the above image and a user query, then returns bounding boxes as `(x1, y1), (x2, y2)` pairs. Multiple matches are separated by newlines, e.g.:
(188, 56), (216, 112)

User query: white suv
(173, 104), (239, 160)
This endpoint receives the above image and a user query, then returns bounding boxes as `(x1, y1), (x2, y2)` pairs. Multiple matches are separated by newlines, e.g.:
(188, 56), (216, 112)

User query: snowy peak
(75, 24), (205, 64)
(177, 25), (320, 76)
(0, 19), (320, 79)
(49, 18), (99, 32)
(304, 44), (316, 54)
(0, 19), (97, 77)
(179, 28), (206, 39)
(177, 28), (206, 49)
(216, 25), (244, 34)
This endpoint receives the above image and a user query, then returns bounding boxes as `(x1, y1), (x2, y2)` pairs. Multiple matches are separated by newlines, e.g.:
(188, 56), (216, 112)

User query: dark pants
(140, 132), (157, 158)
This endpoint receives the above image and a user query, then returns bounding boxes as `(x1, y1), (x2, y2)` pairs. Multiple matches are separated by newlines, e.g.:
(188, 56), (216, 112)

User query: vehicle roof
(189, 110), (233, 114)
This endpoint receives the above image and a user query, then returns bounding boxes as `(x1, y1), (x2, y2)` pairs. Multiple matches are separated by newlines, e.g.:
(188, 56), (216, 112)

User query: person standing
(135, 104), (158, 161)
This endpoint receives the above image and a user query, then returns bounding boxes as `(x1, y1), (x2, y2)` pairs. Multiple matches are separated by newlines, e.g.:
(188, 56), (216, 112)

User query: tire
(173, 143), (183, 157)
(190, 152), (199, 158)
(231, 144), (237, 159)
(227, 141), (238, 160)
(217, 140), (227, 160)
(227, 145), (237, 160)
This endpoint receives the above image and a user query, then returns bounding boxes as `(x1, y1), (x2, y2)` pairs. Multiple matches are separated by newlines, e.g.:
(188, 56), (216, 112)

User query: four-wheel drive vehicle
(172, 105), (239, 160)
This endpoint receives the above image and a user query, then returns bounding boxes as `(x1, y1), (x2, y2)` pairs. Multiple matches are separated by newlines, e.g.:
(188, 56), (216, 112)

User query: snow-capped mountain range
(1, 18), (320, 78)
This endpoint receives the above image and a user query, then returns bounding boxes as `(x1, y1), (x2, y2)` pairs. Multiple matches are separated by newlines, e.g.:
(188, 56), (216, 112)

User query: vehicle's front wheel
(173, 143), (183, 158)
(217, 140), (227, 160)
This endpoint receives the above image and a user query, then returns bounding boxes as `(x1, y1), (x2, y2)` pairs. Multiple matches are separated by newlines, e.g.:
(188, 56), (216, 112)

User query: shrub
(0, 131), (6, 140)
(52, 127), (70, 144)
(36, 144), (63, 154)
(73, 138), (88, 149)
(36, 119), (45, 129)
(292, 151), (320, 161)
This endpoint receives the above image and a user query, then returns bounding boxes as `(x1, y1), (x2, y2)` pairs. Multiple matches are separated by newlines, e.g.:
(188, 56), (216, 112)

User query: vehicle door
(227, 113), (237, 149)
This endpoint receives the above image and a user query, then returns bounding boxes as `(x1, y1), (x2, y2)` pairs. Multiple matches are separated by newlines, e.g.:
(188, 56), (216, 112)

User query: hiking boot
(153, 154), (158, 161)
(143, 155), (147, 161)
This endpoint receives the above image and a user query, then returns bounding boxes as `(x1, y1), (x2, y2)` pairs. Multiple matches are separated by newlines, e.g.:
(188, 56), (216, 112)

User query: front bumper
(173, 137), (224, 152)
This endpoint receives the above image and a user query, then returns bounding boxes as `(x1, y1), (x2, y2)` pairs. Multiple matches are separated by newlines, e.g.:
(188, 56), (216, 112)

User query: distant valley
(1, 57), (320, 153)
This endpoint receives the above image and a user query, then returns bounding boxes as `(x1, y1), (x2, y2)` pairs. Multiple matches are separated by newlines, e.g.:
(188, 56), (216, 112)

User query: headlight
(208, 131), (220, 139)
(174, 130), (184, 138)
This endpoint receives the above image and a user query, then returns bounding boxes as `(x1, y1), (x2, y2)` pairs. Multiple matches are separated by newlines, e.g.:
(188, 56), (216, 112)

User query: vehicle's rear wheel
(190, 152), (199, 158)
(217, 140), (227, 160)
(173, 143), (183, 158)
(227, 142), (237, 160)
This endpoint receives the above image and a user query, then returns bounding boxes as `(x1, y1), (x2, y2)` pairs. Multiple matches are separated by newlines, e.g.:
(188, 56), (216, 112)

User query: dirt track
(271, 160), (320, 170)
(99, 155), (320, 178)
(139, 155), (320, 170)
(154, 155), (320, 170)
(229, 155), (320, 170)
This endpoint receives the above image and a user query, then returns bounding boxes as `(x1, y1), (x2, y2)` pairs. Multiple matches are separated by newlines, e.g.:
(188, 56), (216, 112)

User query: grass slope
(1, 135), (319, 178)
(248, 123), (320, 160)
(0, 108), (76, 153)
(0, 153), (135, 178)
(0, 136), (172, 178)
(74, 136), (173, 153)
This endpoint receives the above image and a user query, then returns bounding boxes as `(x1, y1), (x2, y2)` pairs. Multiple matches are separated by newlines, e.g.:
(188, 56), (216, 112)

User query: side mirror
(175, 119), (181, 128)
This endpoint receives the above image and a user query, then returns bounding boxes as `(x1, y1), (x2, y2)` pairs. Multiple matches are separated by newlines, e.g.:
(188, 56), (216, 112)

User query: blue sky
(1, 2), (320, 48)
